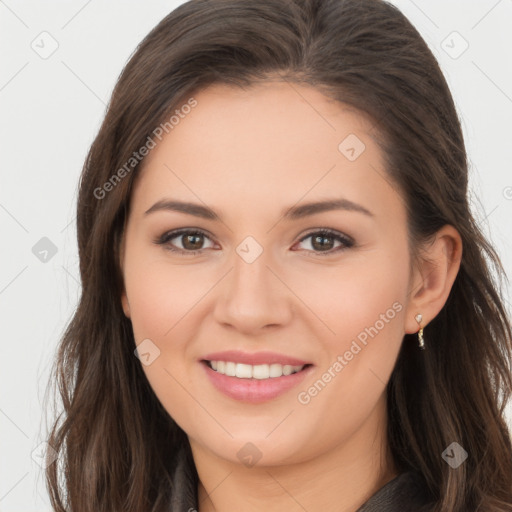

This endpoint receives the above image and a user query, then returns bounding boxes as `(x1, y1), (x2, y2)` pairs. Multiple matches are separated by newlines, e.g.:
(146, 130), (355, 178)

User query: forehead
(162, 80), (375, 162)
(129, 81), (401, 225)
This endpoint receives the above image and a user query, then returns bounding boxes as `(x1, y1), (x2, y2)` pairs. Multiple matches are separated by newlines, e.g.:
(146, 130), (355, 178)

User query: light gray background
(1, 1), (511, 510)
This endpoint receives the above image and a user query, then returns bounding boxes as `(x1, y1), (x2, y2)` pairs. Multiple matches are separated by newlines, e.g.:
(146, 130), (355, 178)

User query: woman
(44, 0), (512, 510)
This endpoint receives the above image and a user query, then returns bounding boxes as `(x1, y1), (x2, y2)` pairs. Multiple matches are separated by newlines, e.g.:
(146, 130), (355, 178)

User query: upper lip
(201, 350), (312, 366)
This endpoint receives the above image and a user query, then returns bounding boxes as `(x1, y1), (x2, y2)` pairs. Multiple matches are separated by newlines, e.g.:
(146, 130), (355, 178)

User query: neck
(191, 397), (398, 512)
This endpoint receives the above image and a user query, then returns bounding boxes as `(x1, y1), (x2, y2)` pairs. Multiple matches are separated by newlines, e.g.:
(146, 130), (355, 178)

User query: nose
(213, 248), (293, 335)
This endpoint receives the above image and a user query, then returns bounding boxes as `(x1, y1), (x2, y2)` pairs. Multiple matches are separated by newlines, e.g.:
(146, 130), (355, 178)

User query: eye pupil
(183, 234), (203, 250)
(312, 234), (334, 251)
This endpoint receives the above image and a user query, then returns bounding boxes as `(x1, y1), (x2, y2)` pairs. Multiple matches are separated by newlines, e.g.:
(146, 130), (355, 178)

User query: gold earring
(415, 313), (425, 350)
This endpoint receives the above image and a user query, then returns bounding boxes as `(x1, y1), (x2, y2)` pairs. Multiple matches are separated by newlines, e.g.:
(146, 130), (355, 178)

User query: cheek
(290, 250), (408, 351)
(123, 249), (214, 396)
(124, 247), (208, 342)
(301, 250), (408, 410)
(292, 248), (409, 409)
(123, 252), (205, 430)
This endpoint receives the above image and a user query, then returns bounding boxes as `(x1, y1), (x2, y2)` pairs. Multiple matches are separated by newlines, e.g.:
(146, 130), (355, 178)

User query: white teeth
(269, 363), (282, 378)
(252, 364), (269, 379)
(236, 363), (253, 379)
(283, 365), (293, 376)
(225, 361), (236, 377)
(208, 361), (305, 379)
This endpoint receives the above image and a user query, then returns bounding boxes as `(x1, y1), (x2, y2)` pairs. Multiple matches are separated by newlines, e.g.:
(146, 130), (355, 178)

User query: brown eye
(181, 233), (205, 250)
(295, 229), (354, 255)
(311, 233), (336, 251)
(155, 229), (216, 255)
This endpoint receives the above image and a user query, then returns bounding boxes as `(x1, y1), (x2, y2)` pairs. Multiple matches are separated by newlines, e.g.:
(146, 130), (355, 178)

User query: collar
(169, 444), (433, 511)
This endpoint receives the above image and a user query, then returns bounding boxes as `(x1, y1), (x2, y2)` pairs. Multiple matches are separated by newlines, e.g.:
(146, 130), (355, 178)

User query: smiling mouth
(203, 360), (312, 379)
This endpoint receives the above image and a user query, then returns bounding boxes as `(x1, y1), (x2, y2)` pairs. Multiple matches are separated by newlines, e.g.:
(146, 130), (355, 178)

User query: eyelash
(154, 228), (355, 257)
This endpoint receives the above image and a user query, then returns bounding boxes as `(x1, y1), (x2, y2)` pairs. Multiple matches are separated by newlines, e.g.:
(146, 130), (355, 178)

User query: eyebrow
(144, 197), (374, 221)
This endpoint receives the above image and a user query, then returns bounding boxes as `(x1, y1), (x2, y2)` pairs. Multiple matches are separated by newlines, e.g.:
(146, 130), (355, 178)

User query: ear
(404, 225), (463, 334)
(121, 290), (131, 319)
(119, 230), (131, 319)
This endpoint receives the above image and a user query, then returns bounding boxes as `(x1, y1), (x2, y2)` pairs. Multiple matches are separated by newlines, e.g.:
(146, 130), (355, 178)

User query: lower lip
(201, 362), (313, 403)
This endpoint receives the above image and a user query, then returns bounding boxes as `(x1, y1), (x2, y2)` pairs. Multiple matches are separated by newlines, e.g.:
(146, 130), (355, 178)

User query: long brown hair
(44, 0), (512, 510)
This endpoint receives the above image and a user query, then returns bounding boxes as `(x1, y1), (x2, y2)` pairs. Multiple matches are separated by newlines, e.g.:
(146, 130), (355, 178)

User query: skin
(120, 81), (462, 512)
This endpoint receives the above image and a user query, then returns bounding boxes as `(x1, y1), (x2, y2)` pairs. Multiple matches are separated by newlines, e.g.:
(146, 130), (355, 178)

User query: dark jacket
(356, 470), (434, 511)
(169, 445), (435, 511)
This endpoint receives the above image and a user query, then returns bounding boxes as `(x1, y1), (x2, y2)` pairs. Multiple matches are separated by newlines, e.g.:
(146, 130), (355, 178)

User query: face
(120, 81), (415, 468)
